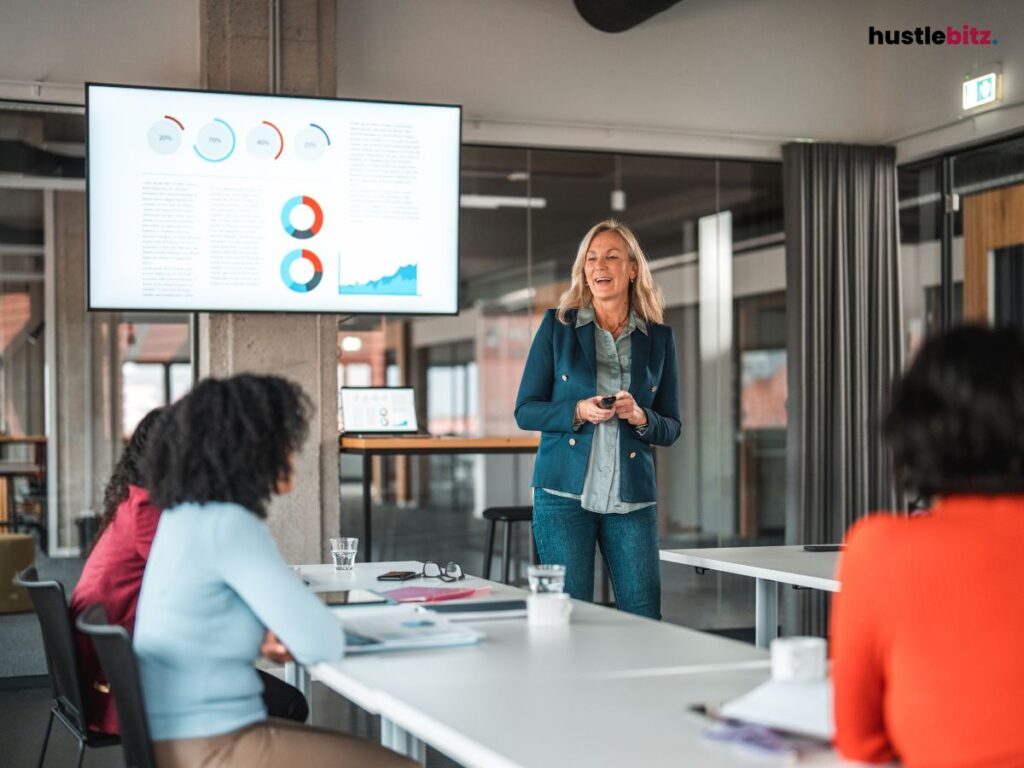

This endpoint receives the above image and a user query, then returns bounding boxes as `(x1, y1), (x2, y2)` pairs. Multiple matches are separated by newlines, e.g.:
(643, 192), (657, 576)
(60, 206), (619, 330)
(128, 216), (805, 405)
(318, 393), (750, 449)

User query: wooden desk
(339, 436), (539, 560)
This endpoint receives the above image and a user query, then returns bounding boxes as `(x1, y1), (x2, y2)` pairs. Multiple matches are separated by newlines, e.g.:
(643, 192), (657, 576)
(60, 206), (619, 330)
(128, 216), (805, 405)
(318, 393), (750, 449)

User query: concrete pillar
(49, 191), (120, 552)
(198, 0), (339, 564)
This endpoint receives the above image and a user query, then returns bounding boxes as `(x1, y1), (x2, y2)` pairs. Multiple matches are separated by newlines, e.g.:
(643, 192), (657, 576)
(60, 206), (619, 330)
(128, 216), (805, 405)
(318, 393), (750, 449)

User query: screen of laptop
(340, 387), (419, 434)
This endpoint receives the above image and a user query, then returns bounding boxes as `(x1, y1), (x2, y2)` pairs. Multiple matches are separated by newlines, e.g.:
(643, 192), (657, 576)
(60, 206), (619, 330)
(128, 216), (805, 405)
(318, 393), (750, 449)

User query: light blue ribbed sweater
(134, 502), (344, 741)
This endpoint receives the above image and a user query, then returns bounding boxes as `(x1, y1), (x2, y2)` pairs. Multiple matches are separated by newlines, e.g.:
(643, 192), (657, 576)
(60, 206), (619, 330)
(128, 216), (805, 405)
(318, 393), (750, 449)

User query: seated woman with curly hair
(831, 325), (1024, 768)
(70, 407), (167, 733)
(134, 375), (414, 768)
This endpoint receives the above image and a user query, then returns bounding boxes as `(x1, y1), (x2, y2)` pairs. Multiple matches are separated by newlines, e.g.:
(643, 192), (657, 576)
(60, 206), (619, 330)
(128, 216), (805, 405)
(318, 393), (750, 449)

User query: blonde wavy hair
(556, 219), (664, 326)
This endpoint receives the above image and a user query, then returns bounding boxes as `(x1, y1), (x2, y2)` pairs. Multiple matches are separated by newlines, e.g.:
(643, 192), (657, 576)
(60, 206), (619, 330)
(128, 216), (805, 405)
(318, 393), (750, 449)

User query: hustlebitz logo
(868, 25), (998, 46)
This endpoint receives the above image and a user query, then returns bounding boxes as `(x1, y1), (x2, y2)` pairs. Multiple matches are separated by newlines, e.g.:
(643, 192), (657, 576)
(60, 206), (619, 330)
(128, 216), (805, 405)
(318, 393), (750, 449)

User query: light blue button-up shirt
(543, 305), (656, 514)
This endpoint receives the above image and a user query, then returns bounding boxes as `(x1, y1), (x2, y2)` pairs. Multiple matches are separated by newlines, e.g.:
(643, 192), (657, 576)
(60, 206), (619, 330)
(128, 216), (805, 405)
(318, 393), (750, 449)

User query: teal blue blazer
(514, 308), (681, 502)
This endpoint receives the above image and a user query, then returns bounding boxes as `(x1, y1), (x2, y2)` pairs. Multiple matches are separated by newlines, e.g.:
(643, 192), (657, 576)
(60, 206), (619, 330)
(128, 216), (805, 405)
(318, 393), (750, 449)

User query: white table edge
(660, 549), (841, 592)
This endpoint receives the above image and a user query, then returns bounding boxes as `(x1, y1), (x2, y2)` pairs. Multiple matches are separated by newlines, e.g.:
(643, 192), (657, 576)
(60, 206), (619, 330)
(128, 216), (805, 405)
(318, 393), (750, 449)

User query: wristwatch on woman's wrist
(633, 407), (649, 435)
(572, 400), (585, 431)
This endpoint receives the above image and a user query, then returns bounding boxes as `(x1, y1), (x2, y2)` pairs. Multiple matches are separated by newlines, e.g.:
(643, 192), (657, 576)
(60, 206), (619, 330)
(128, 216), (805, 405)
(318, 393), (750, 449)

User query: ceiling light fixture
(460, 194), (547, 210)
(341, 336), (363, 352)
(611, 155), (626, 212)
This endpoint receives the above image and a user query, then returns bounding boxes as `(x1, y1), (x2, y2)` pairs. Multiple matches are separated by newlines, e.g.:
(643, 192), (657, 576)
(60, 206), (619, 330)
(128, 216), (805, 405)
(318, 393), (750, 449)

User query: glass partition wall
(0, 102), (193, 553)
(953, 135), (1024, 330)
(898, 159), (947, 360)
(900, 132), (1024, 360)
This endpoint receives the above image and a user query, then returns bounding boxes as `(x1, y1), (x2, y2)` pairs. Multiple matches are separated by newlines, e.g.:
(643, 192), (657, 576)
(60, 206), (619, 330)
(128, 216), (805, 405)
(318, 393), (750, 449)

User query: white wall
(336, 0), (1024, 161)
(871, 0), (1024, 160)
(337, 0), (872, 159)
(0, 0), (201, 102)
(1, 0), (1019, 160)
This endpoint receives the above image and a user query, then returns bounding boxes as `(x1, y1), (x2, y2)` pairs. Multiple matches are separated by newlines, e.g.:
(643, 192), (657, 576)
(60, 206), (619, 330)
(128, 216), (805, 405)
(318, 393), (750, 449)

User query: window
(120, 322), (191, 436)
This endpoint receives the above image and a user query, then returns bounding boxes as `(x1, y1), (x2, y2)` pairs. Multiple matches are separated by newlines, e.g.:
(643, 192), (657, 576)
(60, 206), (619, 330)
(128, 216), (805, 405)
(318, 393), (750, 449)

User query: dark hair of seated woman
(884, 323), (1024, 499)
(144, 374), (311, 517)
(89, 405), (167, 553)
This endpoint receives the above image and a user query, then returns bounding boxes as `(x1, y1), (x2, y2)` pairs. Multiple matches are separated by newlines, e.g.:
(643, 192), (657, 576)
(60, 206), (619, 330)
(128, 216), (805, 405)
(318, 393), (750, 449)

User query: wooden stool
(0, 533), (35, 613)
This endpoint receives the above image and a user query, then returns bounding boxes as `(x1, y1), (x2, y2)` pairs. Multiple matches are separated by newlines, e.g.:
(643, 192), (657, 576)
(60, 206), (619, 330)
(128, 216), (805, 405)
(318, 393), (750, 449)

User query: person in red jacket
(831, 325), (1024, 768)
(69, 407), (307, 734)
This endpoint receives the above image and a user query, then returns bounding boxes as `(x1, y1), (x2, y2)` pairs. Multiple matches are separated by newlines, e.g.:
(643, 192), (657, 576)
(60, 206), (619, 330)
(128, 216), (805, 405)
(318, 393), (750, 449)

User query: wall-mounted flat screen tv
(87, 83), (461, 315)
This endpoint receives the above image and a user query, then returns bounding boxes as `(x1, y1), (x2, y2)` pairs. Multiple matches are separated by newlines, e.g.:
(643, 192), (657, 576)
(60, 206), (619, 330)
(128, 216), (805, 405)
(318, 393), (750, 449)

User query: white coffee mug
(770, 636), (827, 682)
(527, 593), (573, 626)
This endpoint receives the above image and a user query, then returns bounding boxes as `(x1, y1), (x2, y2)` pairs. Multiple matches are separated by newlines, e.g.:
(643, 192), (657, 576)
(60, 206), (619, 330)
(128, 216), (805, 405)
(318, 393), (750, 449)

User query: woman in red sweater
(69, 407), (307, 734)
(831, 325), (1024, 768)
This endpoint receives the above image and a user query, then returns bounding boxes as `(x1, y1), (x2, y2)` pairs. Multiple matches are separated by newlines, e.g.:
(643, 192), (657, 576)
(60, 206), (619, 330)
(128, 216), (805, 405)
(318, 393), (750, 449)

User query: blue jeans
(532, 488), (661, 620)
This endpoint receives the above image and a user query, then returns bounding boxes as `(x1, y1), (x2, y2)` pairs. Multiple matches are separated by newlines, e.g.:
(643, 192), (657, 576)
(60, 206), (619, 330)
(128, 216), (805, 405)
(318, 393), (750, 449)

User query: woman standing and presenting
(515, 220), (681, 619)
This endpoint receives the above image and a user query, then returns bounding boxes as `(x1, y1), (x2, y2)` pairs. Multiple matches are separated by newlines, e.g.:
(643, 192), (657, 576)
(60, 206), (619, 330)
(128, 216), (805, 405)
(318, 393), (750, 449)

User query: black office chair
(14, 566), (119, 768)
(76, 604), (157, 768)
(481, 506), (536, 584)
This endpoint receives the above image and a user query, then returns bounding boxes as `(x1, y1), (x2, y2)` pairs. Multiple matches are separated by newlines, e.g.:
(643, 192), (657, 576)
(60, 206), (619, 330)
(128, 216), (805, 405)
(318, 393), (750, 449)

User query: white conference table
(291, 560), (852, 767)
(660, 546), (841, 648)
(333, 664), (855, 768)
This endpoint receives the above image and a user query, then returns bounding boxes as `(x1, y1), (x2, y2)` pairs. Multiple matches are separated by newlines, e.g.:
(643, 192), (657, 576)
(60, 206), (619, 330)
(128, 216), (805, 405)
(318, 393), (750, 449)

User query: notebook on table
(380, 585), (490, 603)
(421, 600), (528, 621)
(719, 679), (833, 741)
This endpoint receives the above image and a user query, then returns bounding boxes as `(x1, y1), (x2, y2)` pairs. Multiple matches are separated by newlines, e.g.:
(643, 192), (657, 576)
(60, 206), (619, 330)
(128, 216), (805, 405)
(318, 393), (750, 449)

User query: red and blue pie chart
(281, 195), (324, 239)
(280, 249), (323, 293)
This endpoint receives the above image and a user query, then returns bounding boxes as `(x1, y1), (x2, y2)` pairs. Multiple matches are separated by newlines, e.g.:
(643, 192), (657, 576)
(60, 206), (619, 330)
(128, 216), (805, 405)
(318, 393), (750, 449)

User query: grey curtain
(783, 144), (905, 630)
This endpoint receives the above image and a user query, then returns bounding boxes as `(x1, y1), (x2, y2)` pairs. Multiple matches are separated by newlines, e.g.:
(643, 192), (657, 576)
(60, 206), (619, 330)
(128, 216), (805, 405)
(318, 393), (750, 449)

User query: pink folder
(382, 585), (490, 603)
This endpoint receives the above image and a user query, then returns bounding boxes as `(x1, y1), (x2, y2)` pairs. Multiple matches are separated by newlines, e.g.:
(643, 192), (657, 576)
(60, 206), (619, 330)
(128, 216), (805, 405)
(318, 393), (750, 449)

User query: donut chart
(280, 249), (323, 293)
(281, 195), (324, 239)
(147, 115), (184, 154)
(193, 118), (236, 162)
(295, 123), (330, 161)
(247, 120), (284, 159)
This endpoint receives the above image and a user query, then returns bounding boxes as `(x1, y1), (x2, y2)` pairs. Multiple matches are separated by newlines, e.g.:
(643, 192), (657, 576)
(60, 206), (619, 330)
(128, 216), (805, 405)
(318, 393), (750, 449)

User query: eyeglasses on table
(421, 561), (465, 582)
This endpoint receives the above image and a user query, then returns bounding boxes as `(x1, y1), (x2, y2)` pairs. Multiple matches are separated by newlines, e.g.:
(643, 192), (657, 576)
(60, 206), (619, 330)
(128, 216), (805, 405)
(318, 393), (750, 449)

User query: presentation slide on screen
(87, 85), (460, 314)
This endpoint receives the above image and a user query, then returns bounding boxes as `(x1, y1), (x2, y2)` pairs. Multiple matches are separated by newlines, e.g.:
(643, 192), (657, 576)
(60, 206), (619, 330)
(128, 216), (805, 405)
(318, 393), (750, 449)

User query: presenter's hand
(260, 630), (294, 663)
(576, 397), (615, 425)
(613, 391), (648, 427)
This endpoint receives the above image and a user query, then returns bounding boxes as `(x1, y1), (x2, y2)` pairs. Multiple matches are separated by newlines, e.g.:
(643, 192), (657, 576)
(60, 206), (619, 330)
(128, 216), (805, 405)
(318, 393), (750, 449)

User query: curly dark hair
(143, 374), (312, 517)
(89, 406), (168, 553)
(884, 324), (1024, 498)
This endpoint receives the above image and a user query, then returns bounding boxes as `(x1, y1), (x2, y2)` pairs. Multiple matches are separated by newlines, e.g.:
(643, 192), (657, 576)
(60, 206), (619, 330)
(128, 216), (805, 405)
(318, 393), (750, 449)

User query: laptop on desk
(340, 387), (427, 437)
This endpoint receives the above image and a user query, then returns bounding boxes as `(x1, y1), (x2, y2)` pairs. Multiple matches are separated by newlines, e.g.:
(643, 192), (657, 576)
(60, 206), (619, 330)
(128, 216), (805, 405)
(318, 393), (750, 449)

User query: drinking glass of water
(329, 537), (358, 571)
(528, 564), (566, 594)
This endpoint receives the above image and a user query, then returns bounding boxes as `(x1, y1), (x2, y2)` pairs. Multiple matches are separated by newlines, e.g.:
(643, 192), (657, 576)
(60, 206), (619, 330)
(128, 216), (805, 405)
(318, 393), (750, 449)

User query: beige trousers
(153, 718), (419, 768)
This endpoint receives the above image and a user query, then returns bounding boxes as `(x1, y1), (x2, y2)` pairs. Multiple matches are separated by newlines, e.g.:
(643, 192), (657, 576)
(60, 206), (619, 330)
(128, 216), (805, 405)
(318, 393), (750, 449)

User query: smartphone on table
(376, 570), (418, 581)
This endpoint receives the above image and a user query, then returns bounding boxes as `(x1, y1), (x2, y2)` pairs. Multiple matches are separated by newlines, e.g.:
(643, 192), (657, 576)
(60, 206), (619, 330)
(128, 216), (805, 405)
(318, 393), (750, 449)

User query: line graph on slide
(338, 264), (417, 296)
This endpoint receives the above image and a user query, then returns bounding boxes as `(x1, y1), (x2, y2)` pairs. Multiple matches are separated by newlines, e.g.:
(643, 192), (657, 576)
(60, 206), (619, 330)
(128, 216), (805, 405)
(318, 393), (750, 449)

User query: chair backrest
(14, 565), (89, 733)
(76, 604), (157, 768)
